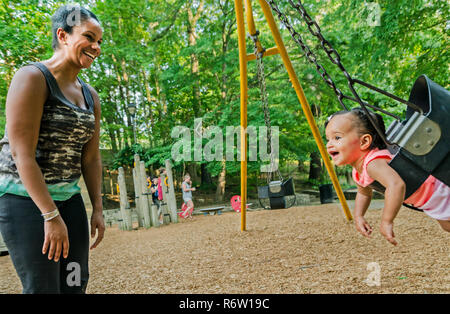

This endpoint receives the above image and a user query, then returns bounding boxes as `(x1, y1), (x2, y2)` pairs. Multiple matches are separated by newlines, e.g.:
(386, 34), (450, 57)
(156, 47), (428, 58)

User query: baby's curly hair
(325, 107), (387, 150)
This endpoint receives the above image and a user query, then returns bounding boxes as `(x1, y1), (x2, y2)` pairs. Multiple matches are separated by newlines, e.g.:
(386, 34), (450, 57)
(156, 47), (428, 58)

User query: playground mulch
(1, 202), (449, 294)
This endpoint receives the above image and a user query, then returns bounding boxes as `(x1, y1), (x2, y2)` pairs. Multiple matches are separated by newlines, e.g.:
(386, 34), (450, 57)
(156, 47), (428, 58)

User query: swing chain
(265, 0), (349, 110)
(265, 0), (409, 148)
(250, 30), (283, 184)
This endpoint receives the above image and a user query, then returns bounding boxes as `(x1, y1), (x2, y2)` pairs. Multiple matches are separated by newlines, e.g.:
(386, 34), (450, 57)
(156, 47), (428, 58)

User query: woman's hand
(90, 211), (105, 250)
(42, 216), (69, 262)
(354, 216), (373, 238)
(380, 220), (397, 246)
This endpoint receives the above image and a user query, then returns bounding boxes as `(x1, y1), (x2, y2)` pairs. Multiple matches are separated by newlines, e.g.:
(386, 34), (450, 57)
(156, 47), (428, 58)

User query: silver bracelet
(41, 209), (60, 222)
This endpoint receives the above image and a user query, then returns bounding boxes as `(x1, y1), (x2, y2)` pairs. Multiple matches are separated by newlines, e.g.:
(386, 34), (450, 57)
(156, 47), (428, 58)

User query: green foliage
(1, 0), (448, 188)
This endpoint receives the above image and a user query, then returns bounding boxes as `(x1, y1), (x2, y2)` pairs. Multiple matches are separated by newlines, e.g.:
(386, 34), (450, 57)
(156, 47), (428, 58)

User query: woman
(0, 5), (105, 293)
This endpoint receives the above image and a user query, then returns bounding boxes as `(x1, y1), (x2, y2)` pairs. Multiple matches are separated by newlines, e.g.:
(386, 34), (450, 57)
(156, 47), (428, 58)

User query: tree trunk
(186, 163), (200, 184)
(201, 163), (212, 185)
(297, 159), (305, 173)
(309, 151), (322, 181)
(309, 103), (323, 181)
(187, 1), (205, 118)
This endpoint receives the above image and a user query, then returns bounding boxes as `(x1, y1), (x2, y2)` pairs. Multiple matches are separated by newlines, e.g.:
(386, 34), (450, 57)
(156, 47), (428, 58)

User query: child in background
(157, 168), (166, 203)
(150, 177), (163, 225)
(181, 173), (195, 219)
(325, 108), (450, 245)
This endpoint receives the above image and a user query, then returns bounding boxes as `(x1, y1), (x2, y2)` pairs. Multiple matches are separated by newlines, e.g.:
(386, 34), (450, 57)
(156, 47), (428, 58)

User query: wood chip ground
(1, 202), (449, 293)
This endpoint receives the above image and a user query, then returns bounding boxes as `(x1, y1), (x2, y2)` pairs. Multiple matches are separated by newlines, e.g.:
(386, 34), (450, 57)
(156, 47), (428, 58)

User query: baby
(325, 108), (450, 245)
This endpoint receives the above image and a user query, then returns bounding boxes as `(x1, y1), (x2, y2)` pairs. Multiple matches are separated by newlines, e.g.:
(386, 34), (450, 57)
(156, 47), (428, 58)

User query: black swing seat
(385, 75), (449, 199)
(258, 177), (296, 209)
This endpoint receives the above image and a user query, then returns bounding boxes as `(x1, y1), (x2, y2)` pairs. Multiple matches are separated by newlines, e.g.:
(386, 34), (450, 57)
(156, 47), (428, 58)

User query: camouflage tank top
(0, 62), (96, 200)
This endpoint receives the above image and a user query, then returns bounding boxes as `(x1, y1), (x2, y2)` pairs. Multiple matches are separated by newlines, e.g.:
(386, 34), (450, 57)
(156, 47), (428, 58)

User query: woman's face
(59, 18), (103, 68)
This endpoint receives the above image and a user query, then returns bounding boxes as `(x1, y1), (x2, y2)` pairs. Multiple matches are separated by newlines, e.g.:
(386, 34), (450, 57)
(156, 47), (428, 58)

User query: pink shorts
(420, 179), (450, 221)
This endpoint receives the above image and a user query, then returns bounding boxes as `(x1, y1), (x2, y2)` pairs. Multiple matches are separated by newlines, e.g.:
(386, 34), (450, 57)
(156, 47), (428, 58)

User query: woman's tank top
(0, 62), (96, 200)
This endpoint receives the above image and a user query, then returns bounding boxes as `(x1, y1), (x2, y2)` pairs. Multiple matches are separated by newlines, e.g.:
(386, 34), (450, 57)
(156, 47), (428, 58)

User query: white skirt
(421, 179), (450, 221)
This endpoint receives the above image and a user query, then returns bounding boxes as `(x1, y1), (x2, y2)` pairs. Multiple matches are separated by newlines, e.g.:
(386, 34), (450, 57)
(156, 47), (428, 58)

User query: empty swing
(249, 29), (297, 210)
(265, 0), (449, 209)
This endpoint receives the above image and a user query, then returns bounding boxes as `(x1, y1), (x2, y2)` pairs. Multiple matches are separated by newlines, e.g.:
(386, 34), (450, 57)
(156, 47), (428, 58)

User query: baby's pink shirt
(352, 148), (435, 208)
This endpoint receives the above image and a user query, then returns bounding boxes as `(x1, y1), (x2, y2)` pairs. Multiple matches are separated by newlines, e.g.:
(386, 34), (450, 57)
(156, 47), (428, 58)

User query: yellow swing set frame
(234, 0), (353, 231)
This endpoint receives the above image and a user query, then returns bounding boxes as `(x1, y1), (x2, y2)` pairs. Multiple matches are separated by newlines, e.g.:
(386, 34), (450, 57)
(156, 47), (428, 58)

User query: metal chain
(265, 0), (349, 110)
(286, 0), (419, 117)
(265, 0), (402, 147)
(250, 32), (283, 184)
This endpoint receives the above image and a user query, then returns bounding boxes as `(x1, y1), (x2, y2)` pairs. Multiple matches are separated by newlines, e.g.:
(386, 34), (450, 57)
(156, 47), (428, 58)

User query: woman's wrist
(92, 206), (103, 213)
(41, 208), (60, 221)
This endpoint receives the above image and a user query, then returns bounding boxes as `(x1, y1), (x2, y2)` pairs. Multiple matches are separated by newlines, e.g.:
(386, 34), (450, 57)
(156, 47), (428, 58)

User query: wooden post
(132, 166), (143, 228)
(139, 161), (151, 228)
(151, 203), (160, 227)
(109, 170), (115, 195)
(165, 159), (178, 223)
(118, 167), (132, 230)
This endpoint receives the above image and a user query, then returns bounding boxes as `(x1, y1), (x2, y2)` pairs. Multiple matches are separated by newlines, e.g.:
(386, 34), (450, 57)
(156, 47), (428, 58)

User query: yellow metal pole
(258, 0), (353, 221)
(235, 0), (248, 231)
(247, 47), (279, 61)
(245, 0), (265, 57)
(245, 0), (257, 37)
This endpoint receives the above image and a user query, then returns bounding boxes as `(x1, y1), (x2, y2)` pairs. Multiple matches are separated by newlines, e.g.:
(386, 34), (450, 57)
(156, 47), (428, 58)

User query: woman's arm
(7, 67), (53, 213)
(367, 158), (405, 245)
(6, 66), (69, 261)
(81, 86), (105, 249)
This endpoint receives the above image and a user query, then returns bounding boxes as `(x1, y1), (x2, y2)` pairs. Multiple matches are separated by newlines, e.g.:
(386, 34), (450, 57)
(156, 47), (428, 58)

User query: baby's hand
(380, 220), (397, 246)
(354, 216), (373, 238)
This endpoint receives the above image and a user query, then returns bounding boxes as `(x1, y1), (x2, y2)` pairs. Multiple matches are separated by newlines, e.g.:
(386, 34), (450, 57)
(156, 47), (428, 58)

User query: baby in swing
(325, 108), (450, 245)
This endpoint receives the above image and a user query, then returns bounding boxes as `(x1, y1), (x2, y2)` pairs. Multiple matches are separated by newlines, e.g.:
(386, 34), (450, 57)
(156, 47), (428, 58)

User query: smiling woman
(51, 6), (103, 70)
(0, 5), (105, 294)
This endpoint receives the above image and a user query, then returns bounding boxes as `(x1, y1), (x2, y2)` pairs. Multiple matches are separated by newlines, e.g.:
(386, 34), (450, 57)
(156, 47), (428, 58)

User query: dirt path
(1, 202), (449, 293)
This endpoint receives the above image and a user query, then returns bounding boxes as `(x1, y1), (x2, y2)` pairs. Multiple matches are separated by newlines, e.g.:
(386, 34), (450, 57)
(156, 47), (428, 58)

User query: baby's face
(325, 114), (364, 166)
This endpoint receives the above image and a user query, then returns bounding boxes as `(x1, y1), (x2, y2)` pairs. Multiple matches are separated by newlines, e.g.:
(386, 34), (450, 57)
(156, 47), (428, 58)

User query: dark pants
(0, 193), (89, 294)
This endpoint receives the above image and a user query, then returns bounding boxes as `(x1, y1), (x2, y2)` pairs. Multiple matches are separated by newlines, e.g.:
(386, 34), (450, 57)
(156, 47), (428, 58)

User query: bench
(198, 206), (225, 216)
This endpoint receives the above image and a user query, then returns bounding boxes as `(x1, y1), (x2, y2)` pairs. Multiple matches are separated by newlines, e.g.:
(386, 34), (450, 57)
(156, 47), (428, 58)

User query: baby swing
(250, 26), (297, 210)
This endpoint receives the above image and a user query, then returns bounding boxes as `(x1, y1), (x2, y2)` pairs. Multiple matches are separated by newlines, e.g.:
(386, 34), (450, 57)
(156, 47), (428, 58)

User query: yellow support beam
(246, 46), (279, 61)
(234, 0), (248, 231)
(234, 0), (353, 231)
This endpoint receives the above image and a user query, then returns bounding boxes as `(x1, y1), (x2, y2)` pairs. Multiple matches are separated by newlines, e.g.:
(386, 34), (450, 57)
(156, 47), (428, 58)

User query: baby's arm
(367, 158), (406, 245)
(354, 184), (373, 238)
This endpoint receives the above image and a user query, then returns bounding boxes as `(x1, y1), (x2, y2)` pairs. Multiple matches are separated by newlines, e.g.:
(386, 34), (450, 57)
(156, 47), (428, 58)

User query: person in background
(181, 173), (195, 219)
(150, 176), (163, 225)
